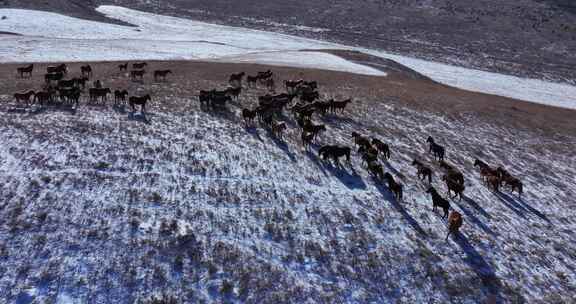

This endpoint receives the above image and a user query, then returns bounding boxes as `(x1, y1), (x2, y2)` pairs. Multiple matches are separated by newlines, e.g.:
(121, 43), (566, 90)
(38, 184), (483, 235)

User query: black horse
(47, 64), (67, 74)
(318, 145), (351, 166)
(154, 70), (172, 82)
(17, 64), (33, 78)
(81, 65), (92, 78)
(114, 90), (129, 105)
(426, 186), (450, 219)
(129, 94), (151, 113)
(427, 136), (445, 161)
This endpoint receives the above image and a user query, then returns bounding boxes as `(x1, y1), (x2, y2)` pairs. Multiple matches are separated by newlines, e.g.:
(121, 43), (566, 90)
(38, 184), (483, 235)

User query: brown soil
(1, 58), (574, 139)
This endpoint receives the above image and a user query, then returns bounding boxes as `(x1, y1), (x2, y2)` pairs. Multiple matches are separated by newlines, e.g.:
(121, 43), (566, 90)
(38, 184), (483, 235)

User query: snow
(1, 6), (576, 109)
(0, 71), (574, 302)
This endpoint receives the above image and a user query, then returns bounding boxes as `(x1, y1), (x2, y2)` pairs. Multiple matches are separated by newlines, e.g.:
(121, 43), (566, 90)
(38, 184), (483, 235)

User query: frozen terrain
(0, 60), (575, 303)
(0, 6), (576, 109)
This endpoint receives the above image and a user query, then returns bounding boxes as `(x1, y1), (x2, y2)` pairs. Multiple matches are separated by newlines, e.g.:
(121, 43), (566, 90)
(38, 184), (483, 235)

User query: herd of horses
(12, 63), (165, 112)
(11, 61), (526, 240)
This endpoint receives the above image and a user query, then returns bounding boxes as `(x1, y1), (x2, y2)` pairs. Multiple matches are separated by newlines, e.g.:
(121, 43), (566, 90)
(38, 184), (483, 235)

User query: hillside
(1, 0), (575, 83)
(0, 60), (575, 303)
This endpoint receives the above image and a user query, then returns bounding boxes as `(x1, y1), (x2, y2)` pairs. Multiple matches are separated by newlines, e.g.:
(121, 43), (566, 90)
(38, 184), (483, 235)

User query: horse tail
(428, 173), (432, 184)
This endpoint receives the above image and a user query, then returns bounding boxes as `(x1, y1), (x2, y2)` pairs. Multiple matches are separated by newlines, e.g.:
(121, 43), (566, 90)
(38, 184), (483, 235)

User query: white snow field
(0, 67), (574, 303)
(0, 6), (576, 109)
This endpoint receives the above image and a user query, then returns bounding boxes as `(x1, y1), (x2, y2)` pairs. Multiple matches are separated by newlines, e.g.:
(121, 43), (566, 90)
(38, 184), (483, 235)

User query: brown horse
(247, 75), (259, 88)
(412, 159), (433, 183)
(318, 145), (351, 166)
(352, 132), (371, 148)
(81, 65), (92, 78)
(17, 64), (33, 78)
(154, 70), (172, 82)
(14, 90), (35, 105)
(497, 167), (523, 197)
(446, 211), (463, 240)
(474, 159), (499, 185)
(129, 94), (151, 113)
(367, 161), (385, 180)
(45, 72), (64, 84)
(383, 173), (403, 201)
(439, 161), (464, 186)
(443, 175), (465, 201)
(89, 88), (111, 103)
(34, 90), (53, 105)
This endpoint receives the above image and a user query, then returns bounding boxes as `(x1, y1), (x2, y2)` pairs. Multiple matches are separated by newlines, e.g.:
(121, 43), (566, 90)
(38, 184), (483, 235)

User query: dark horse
(129, 94), (151, 113)
(412, 159), (433, 183)
(426, 186), (450, 219)
(14, 90), (35, 105)
(17, 64), (33, 78)
(229, 72), (245, 86)
(131, 70), (146, 81)
(427, 136), (445, 161)
(114, 90), (129, 105)
(383, 173), (403, 202)
(318, 145), (351, 166)
(81, 65), (92, 78)
(46, 64), (67, 74)
(154, 70), (172, 82)
(118, 63), (128, 72)
(443, 174), (465, 201)
(132, 62), (148, 69)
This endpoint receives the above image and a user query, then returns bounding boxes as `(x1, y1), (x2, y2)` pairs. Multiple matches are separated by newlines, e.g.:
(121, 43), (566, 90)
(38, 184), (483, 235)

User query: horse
(242, 108), (257, 126)
(17, 64), (33, 78)
(129, 94), (151, 113)
(47, 64), (67, 74)
(13, 90), (35, 105)
(271, 121), (287, 139)
(301, 131), (314, 150)
(497, 167), (523, 197)
(371, 138), (391, 160)
(225, 87), (242, 100)
(439, 161), (464, 186)
(45, 72), (64, 84)
(132, 62), (147, 69)
(446, 211), (463, 240)
(58, 87), (81, 106)
(89, 88), (111, 103)
(93, 80), (102, 89)
(264, 78), (275, 92)
(311, 101), (331, 115)
(412, 160), (433, 183)
(257, 70), (273, 81)
(352, 132), (371, 148)
(114, 90), (129, 105)
(330, 99), (351, 113)
(474, 159), (499, 184)
(300, 91), (319, 103)
(285, 80), (303, 93)
(131, 70), (146, 81)
(34, 90), (53, 105)
(442, 174), (465, 201)
(118, 63), (128, 72)
(73, 77), (89, 89)
(303, 123), (326, 141)
(81, 65), (92, 78)
(427, 136), (445, 161)
(426, 186), (450, 219)
(383, 173), (403, 201)
(367, 161), (385, 180)
(154, 70), (172, 82)
(247, 75), (259, 88)
(57, 79), (76, 89)
(211, 95), (231, 110)
(318, 145), (351, 166)
(361, 151), (378, 167)
(229, 72), (245, 86)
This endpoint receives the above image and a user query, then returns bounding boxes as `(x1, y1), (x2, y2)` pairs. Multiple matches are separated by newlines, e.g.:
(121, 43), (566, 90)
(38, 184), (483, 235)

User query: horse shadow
(494, 192), (528, 220)
(453, 198), (497, 237)
(463, 196), (492, 219)
(128, 111), (151, 124)
(451, 232), (503, 302)
(496, 192), (550, 223)
(27, 104), (76, 116)
(375, 183), (427, 237)
(113, 104), (127, 114)
(263, 128), (297, 162)
(244, 125), (263, 142)
(317, 158), (366, 190)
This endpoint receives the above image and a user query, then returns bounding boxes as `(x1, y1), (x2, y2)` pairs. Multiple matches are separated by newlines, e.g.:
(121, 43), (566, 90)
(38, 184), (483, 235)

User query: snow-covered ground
(0, 6), (576, 109)
(0, 67), (574, 302)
